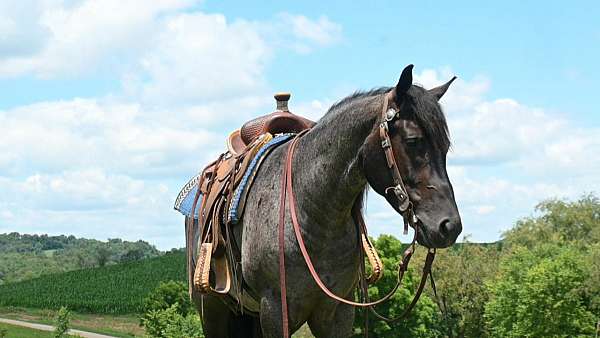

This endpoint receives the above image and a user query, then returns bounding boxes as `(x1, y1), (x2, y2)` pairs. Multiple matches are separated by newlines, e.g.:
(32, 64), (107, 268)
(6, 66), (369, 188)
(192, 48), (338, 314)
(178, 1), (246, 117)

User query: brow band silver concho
(385, 108), (397, 122)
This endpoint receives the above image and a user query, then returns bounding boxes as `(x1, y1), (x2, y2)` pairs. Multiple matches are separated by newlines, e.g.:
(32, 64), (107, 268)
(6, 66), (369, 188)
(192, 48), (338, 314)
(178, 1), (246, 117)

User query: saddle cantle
(227, 93), (316, 155)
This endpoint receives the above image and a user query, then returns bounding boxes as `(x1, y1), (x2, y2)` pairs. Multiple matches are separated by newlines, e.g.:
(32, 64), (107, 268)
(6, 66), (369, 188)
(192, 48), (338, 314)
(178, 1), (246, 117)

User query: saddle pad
(228, 134), (293, 224)
(174, 134), (294, 219)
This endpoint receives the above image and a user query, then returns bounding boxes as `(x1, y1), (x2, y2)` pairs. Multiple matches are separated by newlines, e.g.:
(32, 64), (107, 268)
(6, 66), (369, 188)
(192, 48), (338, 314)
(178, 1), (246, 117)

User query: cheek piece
(378, 93), (419, 235)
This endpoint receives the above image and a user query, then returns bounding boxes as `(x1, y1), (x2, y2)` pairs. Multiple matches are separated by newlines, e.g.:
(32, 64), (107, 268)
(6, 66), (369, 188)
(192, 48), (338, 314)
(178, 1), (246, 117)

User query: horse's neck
(293, 95), (381, 229)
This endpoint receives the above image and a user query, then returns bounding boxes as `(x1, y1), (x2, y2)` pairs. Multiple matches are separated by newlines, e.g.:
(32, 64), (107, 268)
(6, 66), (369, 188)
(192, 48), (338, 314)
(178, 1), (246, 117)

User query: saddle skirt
(175, 132), (300, 316)
(174, 134), (294, 220)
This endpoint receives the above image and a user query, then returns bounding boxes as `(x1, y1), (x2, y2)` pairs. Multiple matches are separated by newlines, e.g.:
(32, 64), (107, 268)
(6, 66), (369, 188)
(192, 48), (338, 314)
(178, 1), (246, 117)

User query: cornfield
(0, 251), (186, 314)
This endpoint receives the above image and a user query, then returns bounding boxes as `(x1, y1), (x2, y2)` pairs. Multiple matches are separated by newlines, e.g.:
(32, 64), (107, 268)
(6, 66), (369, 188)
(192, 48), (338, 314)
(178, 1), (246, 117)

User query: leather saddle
(188, 93), (315, 314)
(227, 93), (315, 155)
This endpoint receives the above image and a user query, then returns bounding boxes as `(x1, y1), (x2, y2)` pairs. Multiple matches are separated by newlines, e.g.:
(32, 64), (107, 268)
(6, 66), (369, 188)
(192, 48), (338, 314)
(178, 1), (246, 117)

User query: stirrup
(194, 243), (232, 294)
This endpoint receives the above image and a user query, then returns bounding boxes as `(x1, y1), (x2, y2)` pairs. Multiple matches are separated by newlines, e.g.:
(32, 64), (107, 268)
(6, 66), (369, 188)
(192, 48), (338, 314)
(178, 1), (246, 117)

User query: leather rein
(277, 92), (436, 337)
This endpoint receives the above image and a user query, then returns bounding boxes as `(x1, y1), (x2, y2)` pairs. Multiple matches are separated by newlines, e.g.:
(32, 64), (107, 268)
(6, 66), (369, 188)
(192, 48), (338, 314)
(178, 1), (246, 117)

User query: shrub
(141, 280), (193, 319)
(141, 303), (203, 338)
(53, 306), (71, 338)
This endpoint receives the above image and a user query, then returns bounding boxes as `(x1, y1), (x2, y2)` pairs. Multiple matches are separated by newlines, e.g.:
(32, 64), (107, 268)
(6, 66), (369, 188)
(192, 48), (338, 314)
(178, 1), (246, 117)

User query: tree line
(354, 193), (599, 337)
(0, 233), (160, 284)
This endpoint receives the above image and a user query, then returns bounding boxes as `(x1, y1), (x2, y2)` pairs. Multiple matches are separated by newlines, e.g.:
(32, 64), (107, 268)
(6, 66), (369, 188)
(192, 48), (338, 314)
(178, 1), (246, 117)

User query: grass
(0, 307), (143, 337)
(0, 322), (77, 338)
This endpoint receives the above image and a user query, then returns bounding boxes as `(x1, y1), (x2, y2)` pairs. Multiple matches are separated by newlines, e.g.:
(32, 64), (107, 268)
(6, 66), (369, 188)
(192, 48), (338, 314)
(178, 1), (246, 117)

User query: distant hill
(0, 249), (186, 314)
(0, 232), (161, 284)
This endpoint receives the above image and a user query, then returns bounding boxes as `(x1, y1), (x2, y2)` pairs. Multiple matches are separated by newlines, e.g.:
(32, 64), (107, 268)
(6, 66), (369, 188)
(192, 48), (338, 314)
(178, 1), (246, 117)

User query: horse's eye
(405, 137), (423, 147)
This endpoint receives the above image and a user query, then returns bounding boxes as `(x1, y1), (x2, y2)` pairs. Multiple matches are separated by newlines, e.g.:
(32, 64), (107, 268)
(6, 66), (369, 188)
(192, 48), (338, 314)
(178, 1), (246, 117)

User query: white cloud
(0, 1), (50, 57)
(0, 0), (195, 78)
(0, 98), (261, 179)
(0, 5), (346, 249)
(128, 12), (270, 106)
(475, 205), (496, 215)
(280, 13), (342, 46)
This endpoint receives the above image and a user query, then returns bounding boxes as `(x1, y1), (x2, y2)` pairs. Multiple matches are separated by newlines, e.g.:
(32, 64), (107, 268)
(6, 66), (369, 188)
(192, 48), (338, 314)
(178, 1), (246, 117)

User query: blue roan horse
(186, 65), (462, 337)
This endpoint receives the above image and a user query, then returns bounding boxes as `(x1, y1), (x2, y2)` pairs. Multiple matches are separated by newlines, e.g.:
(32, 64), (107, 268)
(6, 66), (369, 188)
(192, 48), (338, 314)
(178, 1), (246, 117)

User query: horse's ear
(428, 76), (457, 100)
(396, 64), (414, 96)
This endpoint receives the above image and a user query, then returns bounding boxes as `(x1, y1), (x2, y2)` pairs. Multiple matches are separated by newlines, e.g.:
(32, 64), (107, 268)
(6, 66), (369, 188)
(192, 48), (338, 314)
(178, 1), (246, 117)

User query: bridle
(379, 92), (418, 235)
(277, 91), (437, 338)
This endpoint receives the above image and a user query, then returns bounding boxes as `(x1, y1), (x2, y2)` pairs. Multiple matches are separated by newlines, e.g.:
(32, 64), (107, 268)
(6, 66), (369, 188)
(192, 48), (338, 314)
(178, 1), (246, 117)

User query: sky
(0, 0), (598, 249)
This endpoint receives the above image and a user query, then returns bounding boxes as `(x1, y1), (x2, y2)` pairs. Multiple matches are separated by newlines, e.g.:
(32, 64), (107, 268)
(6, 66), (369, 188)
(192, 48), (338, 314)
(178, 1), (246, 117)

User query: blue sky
(0, 0), (598, 249)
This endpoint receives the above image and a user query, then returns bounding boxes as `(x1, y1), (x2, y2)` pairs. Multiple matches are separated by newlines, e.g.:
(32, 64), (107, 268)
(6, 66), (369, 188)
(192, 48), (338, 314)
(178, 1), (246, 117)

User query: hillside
(0, 250), (186, 314)
(0, 233), (161, 284)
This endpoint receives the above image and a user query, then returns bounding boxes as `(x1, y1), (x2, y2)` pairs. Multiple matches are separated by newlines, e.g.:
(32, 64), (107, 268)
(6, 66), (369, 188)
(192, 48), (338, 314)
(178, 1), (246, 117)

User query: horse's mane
(324, 85), (451, 151)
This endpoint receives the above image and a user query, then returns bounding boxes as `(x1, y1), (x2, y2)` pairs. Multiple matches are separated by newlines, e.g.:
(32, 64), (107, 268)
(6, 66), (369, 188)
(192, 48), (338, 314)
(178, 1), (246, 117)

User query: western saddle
(186, 92), (383, 315)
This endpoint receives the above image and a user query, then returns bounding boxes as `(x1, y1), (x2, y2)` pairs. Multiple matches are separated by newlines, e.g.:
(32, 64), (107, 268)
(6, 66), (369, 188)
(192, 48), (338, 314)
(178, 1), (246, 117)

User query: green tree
(427, 241), (500, 338)
(141, 303), (204, 338)
(141, 281), (194, 326)
(503, 193), (600, 248)
(484, 244), (595, 337)
(353, 235), (441, 338)
(96, 245), (112, 267)
(53, 306), (71, 338)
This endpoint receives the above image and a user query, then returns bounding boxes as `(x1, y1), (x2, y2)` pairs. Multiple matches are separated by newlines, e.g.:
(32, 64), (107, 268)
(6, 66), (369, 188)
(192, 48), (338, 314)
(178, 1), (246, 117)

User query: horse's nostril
(439, 218), (451, 237)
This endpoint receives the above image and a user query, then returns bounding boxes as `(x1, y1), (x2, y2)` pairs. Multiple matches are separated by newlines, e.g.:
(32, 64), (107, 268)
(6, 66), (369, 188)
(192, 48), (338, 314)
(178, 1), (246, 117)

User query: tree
(484, 244), (595, 337)
(120, 248), (145, 263)
(353, 235), (442, 338)
(141, 281), (194, 325)
(96, 245), (112, 267)
(503, 193), (600, 248)
(141, 303), (204, 338)
(426, 240), (501, 338)
(53, 306), (71, 338)
(141, 281), (199, 338)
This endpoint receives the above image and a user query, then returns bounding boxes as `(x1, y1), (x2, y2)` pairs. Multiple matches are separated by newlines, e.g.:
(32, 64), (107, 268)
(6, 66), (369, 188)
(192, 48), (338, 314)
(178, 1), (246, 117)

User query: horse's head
(362, 65), (462, 248)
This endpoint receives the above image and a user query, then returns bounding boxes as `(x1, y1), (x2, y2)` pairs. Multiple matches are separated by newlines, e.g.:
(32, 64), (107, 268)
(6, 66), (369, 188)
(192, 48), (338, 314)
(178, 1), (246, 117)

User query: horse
(190, 64), (462, 337)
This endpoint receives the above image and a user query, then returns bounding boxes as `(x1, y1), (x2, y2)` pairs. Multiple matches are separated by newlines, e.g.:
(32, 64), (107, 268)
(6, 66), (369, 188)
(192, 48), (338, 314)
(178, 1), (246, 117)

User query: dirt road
(0, 318), (118, 338)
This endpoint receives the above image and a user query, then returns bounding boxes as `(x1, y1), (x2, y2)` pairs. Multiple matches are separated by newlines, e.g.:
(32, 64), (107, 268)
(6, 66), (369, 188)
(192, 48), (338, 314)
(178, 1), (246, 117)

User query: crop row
(0, 252), (186, 314)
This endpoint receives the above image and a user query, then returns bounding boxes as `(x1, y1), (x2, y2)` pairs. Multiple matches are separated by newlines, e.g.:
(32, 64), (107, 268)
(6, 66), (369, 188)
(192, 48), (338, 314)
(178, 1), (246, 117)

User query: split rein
(277, 92), (439, 337)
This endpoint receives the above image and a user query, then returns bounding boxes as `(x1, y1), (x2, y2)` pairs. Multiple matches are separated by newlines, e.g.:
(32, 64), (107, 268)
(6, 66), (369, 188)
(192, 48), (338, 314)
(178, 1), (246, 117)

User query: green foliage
(353, 235), (441, 338)
(0, 327), (6, 338)
(427, 238), (500, 338)
(503, 193), (600, 248)
(0, 233), (160, 284)
(53, 306), (71, 338)
(0, 251), (186, 313)
(0, 194), (597, 337)
(140, 281), (193, 326)
(584, 243), (600, 313)
(141, 303), (203, 338)
(484, 244), (595, 337)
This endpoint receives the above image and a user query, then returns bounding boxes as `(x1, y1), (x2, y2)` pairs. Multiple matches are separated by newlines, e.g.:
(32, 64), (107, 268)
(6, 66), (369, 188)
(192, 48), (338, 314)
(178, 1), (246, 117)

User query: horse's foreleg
(200, 294), (262, 338)
(258, 291), (285, 338)
(308, 302), (355, 338)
